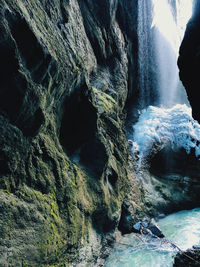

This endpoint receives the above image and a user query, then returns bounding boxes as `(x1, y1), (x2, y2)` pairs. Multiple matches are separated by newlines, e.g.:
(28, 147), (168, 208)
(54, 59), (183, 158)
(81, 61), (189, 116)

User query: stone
(147, 219), (165, 238)
(174, 249), (200, 267)
(178, 2), (200, 123)
(193, 245), (200, 250)
(133, 222), (141, 231)
(1, 0), (200, 265)
(0, 0), (142, 265)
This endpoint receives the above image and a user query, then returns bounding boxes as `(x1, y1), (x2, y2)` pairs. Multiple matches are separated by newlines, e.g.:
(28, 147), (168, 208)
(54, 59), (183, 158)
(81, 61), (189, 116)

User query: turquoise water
(104, 208), (200, 267)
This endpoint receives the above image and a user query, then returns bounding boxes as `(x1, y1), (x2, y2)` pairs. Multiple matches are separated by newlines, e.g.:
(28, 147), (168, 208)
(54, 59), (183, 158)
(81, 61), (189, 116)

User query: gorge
(0, 0), (200, 266)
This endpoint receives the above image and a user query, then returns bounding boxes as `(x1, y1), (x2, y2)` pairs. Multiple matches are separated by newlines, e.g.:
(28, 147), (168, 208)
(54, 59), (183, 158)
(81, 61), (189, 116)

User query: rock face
(174, 249), (200, 267)
(0, 0), (143, 266)
(2, 0), (200, 265)
(178, 2), (200, 123)
(135, 144), (200, 217)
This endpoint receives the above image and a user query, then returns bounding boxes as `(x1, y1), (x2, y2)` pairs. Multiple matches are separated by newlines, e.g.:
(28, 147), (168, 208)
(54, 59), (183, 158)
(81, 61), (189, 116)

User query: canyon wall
(0, 0), (199, 266)
(0, 0), (143, 266)
(178, 1), (200, 122)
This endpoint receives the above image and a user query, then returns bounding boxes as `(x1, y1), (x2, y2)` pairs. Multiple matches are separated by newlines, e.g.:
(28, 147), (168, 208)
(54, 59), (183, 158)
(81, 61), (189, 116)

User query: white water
(120, 2), (199, 265)
(132, 104), (200, 159)
(151, 0), (193, 107)
(119, 2), (198, 266)
(136, 0), (193, 109)
(105, 208), (200, 267)
(133, 0), (195, 162)
(152, 0), (193, 53)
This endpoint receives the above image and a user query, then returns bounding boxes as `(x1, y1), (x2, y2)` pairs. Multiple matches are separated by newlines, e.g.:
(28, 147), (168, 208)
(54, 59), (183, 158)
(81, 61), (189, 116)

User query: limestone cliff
(178, 2), (200, 123)
(0, 0), (142, 266)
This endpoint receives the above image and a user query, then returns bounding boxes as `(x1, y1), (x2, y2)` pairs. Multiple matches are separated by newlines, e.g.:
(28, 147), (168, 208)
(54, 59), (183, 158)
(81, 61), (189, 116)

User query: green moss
(58, 159), (70, 179)
(71, 164), (79, 187)
(47, 263), (69, 267)
(1, 188), (11, 194)
(4, 225), (13, 238)
(21, 258), (29, 267)
(19, 191), (25, 199)
(0, 177), (12, 193)
(0, 0), (132, 265)
(91, 87), (116, 114)
(50, 201), (60, 222)
(50, 223), (55, 230)
(37, 215), (64, 262)
(10, 199), (15, 206)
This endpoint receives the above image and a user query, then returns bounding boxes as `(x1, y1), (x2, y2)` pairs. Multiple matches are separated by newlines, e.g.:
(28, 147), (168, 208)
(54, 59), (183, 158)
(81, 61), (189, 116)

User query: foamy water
(105, 208), (200, 267)
(131, 104), (200, 159)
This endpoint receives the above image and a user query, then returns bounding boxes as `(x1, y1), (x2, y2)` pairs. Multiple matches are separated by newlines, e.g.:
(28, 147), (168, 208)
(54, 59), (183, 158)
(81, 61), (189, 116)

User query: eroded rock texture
(144, 146), (200, 215)
(178, 2), (200, 123)
(0, 0), (142, 266)
(174, 249), (200, 267)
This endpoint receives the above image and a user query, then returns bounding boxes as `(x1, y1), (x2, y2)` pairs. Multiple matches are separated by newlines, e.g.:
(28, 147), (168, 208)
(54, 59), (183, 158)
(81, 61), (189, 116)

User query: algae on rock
(0, 0), (142, 266)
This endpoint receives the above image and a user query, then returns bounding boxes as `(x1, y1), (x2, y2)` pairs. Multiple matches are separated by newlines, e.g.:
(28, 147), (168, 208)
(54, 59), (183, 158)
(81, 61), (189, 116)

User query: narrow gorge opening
(127, 0), (198, 213)
(106, 0), (200, 266)
(129, 1), (194, 197)
(2, 0), (200, 265)
(137, 0), (192, 109)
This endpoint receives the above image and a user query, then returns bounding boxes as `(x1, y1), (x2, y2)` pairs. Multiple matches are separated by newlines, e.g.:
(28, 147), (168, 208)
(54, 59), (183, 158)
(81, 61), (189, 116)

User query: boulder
(148, 219), (165, 238)
(133, 219), (165, 238)
(174, 249), (200, 267)
(178, 2), (200, 123)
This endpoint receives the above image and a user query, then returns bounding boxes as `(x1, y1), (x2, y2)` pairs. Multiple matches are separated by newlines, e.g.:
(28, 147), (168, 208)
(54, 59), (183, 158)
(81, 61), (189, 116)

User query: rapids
(105, 208), (200, 267)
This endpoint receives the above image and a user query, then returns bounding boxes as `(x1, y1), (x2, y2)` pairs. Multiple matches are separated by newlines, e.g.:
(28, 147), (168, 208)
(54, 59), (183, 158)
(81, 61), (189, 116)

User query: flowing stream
(132, 0), (195, 176)
(116, 1), (200, 266)
(105, 208), (200, 267)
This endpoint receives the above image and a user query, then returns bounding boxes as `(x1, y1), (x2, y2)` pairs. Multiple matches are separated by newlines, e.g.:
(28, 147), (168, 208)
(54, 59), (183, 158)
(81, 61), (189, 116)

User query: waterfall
(137, 0), (155, 109)
(131, 0), (194, 178)
(137, 0), (193, 108)
(152, 0), (192, 107)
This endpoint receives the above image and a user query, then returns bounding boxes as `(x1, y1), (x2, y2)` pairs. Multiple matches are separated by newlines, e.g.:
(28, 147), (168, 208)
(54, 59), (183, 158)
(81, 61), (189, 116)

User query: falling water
(113, 2), (198, 266)
(137, 0), (193, 108)
(131, 0), (194, 178)
(152, 0), (193, 107)
(137, 0), (154, 108)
